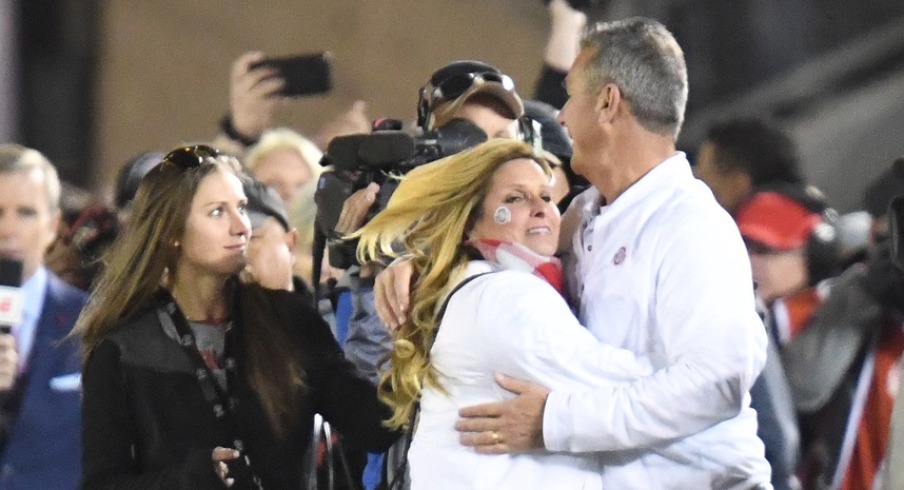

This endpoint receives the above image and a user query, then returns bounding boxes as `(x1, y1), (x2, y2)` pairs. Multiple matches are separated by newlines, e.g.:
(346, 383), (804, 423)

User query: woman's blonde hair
(244, 127), (323, 181)
(356, 139), (550, 429)
(246, 128), (323, 271)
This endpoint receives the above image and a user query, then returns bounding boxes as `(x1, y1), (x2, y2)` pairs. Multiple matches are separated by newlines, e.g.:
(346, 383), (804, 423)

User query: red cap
(735, 192), (822, 250)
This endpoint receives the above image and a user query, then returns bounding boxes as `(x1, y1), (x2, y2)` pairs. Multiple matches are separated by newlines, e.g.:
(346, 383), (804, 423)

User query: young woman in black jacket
(74, 145), (397, 489)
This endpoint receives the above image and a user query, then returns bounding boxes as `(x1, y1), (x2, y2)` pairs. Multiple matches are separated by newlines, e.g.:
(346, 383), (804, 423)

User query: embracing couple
(358, 17), (772, 490)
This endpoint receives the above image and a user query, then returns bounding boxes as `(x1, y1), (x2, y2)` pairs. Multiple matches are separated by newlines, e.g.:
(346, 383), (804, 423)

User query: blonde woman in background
(245, 128), (324, 286)
(244, 128), (322, 207)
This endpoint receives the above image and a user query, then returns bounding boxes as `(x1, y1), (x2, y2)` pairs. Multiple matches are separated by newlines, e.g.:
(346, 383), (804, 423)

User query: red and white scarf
(468, 239), (565, 297)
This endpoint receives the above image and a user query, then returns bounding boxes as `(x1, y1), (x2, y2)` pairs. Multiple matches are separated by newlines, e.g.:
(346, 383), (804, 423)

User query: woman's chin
(522, 239), (558, 258)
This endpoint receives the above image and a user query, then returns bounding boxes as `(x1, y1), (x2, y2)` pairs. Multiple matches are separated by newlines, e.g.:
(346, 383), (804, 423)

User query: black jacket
(81, 284), (397, 489)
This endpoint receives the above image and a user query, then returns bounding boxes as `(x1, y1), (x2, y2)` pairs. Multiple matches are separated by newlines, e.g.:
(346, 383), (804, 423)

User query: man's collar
(21, 266), (48, 302)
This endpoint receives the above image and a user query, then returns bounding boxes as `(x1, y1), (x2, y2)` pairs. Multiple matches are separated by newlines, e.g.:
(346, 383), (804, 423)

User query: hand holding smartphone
(249, 52), (333, 98)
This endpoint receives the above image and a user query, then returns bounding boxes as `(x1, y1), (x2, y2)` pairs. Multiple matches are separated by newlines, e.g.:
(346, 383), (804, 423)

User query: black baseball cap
(523, 99), (572, 163)
(243, 176), (290, 231)
(425, 60), (524, 127)
(522, 99), (589, 190)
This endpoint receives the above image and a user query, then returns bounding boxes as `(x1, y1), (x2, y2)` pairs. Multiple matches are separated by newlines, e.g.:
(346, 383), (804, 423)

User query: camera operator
(330, 59), (527, 260)
(324, 60), (524, 490)
(781, 161), (904, 489)
(334, 59), (525, 380)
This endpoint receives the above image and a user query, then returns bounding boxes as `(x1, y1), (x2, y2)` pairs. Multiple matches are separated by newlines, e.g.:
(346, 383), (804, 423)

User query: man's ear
(595, 83), (622, 123)
(285, 228), (299, 254)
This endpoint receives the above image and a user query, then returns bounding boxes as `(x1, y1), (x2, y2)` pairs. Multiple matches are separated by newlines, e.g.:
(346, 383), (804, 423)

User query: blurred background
(2, 0), (903, 212)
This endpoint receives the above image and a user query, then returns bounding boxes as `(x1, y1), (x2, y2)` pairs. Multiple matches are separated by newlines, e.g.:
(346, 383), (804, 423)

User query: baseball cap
(243, 177), (290, 231)
(735, 191), (823, 250)
(425, 60), (524, 128)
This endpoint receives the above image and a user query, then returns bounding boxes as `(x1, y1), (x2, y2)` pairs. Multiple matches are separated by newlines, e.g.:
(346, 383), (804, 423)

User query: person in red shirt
(780, 164), (904, 489)
(734, 186), (840, 346)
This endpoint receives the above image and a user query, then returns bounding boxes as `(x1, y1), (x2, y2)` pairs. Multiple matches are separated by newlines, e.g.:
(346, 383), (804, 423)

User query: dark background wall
(12, 0), (904, 210)
(16, 0), (100, 188)
(91, 0), (549, 199)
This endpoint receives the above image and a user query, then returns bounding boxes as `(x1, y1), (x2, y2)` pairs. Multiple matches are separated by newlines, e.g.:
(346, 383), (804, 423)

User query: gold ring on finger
(490, 430), (502, 444)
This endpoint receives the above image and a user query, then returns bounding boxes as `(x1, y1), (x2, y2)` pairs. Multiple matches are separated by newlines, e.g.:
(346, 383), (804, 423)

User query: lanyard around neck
(156, 293), (236, 417)
(156, 291), (264, 489)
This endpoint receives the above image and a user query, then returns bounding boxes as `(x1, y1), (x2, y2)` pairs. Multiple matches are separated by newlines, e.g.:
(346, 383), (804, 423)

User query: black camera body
(314, 118), (489, 269)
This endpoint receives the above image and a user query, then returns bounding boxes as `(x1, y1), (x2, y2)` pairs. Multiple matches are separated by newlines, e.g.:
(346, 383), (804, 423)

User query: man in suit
(0, 144), (87, 489)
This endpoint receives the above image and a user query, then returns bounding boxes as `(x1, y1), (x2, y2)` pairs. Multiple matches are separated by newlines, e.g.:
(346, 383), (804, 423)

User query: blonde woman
(245, 128), (324, 285)
(356, 139), (651, 489)
(243, 127), (322, 208)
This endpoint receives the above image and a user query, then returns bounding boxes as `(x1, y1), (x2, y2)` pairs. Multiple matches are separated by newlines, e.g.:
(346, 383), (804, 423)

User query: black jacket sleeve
(298, 303), (400, 453)
(80, 340), (224, 490)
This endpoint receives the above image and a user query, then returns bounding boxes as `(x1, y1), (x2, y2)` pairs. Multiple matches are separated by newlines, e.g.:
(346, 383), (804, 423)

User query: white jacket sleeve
(468, 272), (653, 392)
(543, 215), (768, 452)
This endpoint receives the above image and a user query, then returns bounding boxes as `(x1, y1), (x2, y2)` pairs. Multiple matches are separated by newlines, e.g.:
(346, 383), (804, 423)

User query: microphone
(0, 258), (24, 335)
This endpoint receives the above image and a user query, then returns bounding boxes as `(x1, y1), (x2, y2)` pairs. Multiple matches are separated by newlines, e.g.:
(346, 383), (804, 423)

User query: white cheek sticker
(493, 206), (512, 225)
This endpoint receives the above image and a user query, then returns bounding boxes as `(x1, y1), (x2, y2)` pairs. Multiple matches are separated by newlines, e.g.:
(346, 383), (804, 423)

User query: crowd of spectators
(1, 1), (903, 489)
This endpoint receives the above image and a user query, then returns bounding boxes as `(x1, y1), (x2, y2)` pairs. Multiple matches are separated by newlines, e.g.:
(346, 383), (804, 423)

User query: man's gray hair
(0, 143), (61, 210)
(580, 17), (688, 140)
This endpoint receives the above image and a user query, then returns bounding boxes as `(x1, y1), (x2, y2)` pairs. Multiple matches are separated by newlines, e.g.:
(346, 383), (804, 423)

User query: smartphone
(250, 52), (332, 97)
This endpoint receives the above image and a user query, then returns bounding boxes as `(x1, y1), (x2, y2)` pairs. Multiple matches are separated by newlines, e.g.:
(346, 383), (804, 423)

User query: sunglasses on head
(161, 144), (220, 170)
(430, 71), (515, 103)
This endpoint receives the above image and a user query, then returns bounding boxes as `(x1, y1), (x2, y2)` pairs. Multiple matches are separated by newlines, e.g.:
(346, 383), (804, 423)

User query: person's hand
(0, 334), (18, 390)
(229, 51), (285, 141)
(545, 0), (588, 72)
(212, 446), (241, 488)
(455, 374), (549, 454)
(334, 182), (380, 236)
(373, 256), (416, 329)
(359, 261), (385, 279)
(312, 101), (371, 151)
(549, 0), (587, 30)
(243, 220), (297, 292)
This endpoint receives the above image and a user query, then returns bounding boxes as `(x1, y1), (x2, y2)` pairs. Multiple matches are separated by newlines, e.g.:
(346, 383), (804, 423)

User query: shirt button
(587, 245), (592, 251)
